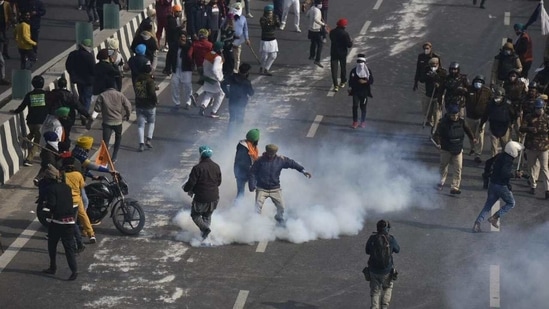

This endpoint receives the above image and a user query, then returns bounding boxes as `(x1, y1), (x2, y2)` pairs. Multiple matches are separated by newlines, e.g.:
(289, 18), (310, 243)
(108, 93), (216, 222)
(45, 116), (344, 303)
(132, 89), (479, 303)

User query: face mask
(424, 49), (431, 55)
(316, 4), (322, 9)
(504, 50), (512, 56)
(474, 82), (482, 89)
(494, 97), (503, 103)
(431, 66), (437, 72)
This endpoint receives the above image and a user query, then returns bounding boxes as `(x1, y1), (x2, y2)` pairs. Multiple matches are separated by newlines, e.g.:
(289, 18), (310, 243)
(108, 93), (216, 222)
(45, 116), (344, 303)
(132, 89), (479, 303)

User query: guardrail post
(128, 0), (145, 11)
(103, 3), (120, 29)
(75, 22), (94, 47)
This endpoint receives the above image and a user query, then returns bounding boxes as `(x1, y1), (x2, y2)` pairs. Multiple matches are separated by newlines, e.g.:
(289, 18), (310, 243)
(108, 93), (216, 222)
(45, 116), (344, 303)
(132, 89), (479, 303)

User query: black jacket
(166, 43), (193, 74)
(131, 31), (158, 63)
(165, 15), (180, 44)
(183, 158), (222, 203)
(329, 27), (352, 58)
(47, 89), (90, 122)
(433, 115), (475, 155)
(349, 67), (373, 98)
(366, 231), (400, 275)
(93, 60), (121, 95)
(414, 52), (441, 84)
(13, 89), (48, 125)
(234, 141), (255, 180)
(486, 153), (515, 186)
(66, 47), (95, 85)
(249, 153), (305, 190)
(39, 179), (75, 224)
(134, 73), (158, 109)
(222, 73), (254, 106)
(481, 100), (515, 138)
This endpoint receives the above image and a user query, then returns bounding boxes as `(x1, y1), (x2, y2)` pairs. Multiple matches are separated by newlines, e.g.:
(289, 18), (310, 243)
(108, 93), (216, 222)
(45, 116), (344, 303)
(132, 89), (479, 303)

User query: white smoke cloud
(173, 132), (441, 247)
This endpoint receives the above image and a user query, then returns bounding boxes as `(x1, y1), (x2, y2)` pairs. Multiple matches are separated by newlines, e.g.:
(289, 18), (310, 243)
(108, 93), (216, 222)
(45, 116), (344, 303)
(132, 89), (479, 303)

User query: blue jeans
(475, 183), (515, 223)
(77, 83), (93, 112)
(136, 107), (156, 144)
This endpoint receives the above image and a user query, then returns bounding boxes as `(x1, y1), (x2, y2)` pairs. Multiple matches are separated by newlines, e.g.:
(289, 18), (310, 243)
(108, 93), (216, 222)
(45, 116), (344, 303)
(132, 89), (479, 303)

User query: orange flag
(95, 140), (113, 170)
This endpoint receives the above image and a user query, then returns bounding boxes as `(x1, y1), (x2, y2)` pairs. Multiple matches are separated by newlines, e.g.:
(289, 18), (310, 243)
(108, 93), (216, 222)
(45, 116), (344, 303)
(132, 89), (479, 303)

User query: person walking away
(167, 31), (194, 111)
(280, 0), (300, 32)
(222, 63), (254, 134)
(182, 146), (222, 242)
(131, 22), (159, 71)
(348, 54), (373, 128)
(432, 104), (476, 194)
(490, 42), (522, 87)
(10, 75), (48, 166)
(155, 0), (172, 47)
(513, 23), (533, 78)
(413, 42), (441, 93)
(231, 2), (250, 73)
(480, 86), (515, 157)
(220, 13), (236, 76)
(0, 0), (13, 60)
(61, 156), (96, 245)
(365, 219), (400, 309)
(464, 75), (491, 163)
(134, 65), (158, 152)
(87, 79), (132, 163)
(306, 0), (325, 68)
(15, 11), (37, 70)
(66, 39), (95, 123)
(519, 99), (549, 199)
(259, 4), (280, 76)
(125, 44), (151, 89)
(93, 48), (122, 98)
(233, 128), (259, 199)
(248, 144), (312, 225)
(198, 41), (225, 118)
(329, 18), (352, 92)
(473, 141), (524, 232)
(38, 165), (78, 281)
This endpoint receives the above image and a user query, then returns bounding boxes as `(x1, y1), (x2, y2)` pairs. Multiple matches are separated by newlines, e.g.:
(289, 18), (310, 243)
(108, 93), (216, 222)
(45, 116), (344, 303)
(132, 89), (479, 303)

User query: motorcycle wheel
(36, 204), (50, 228)
(112, 199), (145, 235)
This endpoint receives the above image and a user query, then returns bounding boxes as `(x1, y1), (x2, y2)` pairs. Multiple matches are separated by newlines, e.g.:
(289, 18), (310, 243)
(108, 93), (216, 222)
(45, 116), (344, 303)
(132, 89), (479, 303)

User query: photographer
(365, 220), (400, 309)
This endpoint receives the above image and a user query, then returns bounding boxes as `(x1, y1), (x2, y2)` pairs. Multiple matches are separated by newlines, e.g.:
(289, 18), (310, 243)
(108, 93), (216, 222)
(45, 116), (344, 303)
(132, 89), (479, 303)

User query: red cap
(337, 18), (348, 27)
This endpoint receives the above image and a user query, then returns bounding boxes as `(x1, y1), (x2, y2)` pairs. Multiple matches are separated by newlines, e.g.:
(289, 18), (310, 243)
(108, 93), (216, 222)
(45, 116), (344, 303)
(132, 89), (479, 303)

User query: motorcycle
(37, 173), (146, 235)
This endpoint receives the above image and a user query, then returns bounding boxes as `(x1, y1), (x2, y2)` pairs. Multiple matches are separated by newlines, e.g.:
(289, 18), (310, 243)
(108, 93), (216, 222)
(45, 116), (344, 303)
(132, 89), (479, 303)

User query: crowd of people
(413, 22), (549, 235)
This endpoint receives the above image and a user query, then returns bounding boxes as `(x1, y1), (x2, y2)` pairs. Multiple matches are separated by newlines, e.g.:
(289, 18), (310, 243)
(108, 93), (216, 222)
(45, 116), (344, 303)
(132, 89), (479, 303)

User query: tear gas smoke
(174, 135), (440, 246)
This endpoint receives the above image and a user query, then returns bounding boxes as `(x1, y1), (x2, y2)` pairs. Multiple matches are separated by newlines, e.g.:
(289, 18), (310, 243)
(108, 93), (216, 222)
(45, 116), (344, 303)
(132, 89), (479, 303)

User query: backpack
(370, 233), (391, 269)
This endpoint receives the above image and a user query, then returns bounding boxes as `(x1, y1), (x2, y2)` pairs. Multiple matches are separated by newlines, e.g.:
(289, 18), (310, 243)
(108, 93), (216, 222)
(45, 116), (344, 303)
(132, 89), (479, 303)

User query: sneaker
(295, 26), (301, 33)
(334, 86), (339, 92)
(314, 61), (324, 68)
(436, 183), (443, 191)
(183, 104), (190, 110)
(468, 150), (475, 156)
(68, 272), (78, 281)
(279, 23), (285, 30)
(450, 188), (461, 195)
(94, 19), (99, 24)
(199, 106), (206, 116)
(89, 236), (96, 244)
(487, 216), (499, 229)
(351, 122), (358, 129)
(247, 13), (253, 18)
(360, 122), (366, 128)
(145, 138), (153, 149)
(529, 188), (535, 195)
(42, 268), (56, 275)
(474, 156), (482, 164)
(162, 47), (169, 52)
(263, 70), (272, 76)
(472, 222), (481, 233)
(78, 5), (83, 10)
(308, 56), (314, 60)
(339, 82), (346, 88)
(138, 143), (145, 152)
(23, 160), (33, 167)
(259, 67), (263, 74)
(201, 228), (211, 240)
(33, 178), (40, 187)
(209, 111), (220, 118)
(77, 245), (86, 253)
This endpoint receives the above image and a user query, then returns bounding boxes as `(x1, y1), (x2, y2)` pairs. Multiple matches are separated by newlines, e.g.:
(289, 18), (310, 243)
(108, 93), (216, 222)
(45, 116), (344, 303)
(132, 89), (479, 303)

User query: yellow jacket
(64, 170), (85, 205)
(15, 21), (36, 50)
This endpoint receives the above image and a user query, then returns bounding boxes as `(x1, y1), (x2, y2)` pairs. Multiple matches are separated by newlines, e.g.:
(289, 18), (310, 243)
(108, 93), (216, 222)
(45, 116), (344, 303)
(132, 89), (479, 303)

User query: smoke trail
(173, 134), (441, 246)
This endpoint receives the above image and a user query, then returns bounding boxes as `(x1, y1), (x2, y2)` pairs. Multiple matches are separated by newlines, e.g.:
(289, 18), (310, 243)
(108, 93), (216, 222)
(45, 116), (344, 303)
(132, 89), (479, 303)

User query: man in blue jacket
(248, 144), (311, 225)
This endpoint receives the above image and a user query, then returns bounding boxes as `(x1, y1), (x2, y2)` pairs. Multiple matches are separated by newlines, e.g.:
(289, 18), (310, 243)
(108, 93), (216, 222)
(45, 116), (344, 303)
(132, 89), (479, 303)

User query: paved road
(0, 0), (93, 96)
(1, 0), (549, 308)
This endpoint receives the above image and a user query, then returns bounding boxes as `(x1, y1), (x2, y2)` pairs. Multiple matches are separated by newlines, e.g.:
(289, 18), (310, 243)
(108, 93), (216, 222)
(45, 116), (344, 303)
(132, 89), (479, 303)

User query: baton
(422, 87), (436, 129)
(248, 44), (262, 66)
(516, 135), (525, 173)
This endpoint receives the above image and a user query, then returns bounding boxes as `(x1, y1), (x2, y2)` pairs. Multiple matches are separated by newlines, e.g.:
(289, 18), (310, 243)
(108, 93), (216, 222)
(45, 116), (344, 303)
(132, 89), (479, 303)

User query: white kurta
(259, 40), (279, 53)
(202, 53), (224, 93)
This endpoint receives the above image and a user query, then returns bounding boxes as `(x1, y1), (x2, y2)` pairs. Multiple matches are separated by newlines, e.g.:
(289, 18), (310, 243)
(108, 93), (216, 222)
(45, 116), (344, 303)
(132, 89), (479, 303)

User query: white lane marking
(504, 12), (510, 26)
(233, 290), (249, 309)
(490, 265), (500, 308)
(360, 20), (372, 35)
(256, 241), (268, 253)
(490, 200), (500, 232)
(373, 0), (383, 10)
(0, 219), (41, 273)
(306, 115), (324, 138)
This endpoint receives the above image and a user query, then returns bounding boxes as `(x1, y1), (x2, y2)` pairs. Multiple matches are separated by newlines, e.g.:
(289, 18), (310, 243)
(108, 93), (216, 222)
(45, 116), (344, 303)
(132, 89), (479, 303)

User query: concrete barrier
(0, 5), (154, 185)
